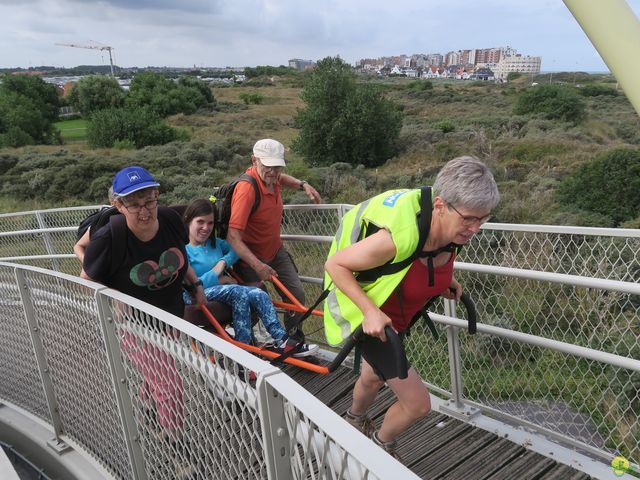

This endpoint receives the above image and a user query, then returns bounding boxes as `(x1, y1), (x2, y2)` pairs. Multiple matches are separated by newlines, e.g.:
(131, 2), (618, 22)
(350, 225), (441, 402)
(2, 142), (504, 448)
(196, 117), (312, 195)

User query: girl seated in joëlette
(182, 199), (318, 358)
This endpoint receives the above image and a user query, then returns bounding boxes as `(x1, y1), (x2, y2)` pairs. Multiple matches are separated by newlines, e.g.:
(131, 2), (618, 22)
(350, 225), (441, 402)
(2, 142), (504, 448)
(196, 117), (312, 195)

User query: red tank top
(380, 253), (455, 332)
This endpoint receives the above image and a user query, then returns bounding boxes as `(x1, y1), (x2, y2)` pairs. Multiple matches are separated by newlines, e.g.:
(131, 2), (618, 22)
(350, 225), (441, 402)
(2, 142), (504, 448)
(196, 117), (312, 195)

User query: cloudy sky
(2, 0), (639, 71)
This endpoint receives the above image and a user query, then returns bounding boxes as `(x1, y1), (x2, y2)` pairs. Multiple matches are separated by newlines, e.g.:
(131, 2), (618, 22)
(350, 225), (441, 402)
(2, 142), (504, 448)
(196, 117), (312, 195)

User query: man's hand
(362, 307), (393, 342)
(254, 262), (277, 281)
(302, 183), (322, 204)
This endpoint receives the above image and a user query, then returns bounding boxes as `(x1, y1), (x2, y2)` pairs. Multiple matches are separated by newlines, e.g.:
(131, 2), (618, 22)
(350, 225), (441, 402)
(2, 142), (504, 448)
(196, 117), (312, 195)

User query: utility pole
(55, 43), (115, 76)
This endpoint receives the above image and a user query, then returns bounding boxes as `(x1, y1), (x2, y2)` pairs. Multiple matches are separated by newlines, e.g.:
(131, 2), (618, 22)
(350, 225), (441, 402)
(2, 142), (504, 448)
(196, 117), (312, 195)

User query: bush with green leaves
(126, 72), (214, 117)
(580, 84), (618, 97)
(556, 148), (640, 226)
(432, 119), (456, 133)
(239, 92), (264, 105)
(514, 84), (586, 125)
(86, 107), (178, 149)
(0, 74), (60, 147)
(507, 72), (522, 81)
(292, 56), (403, 167)
(67, 75), (125, 117)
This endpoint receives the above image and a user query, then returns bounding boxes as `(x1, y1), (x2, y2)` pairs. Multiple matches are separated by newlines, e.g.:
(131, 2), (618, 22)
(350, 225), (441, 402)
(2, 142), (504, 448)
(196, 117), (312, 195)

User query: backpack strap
(108, 214), (128, 278)
(238, 173), (261, 215)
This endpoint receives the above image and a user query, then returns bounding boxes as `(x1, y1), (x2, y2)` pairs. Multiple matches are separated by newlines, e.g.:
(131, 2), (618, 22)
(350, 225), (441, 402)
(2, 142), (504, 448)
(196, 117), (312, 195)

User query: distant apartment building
(288, 58), (315, 70)
(426, 53), (444, 66)
(445, 51), (461, 66)
(493, 55), (542, 80)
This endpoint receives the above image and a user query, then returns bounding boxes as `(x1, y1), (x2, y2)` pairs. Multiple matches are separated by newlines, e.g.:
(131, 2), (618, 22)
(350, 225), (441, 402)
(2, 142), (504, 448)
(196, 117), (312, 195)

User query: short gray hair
(433, 156), (500, 210)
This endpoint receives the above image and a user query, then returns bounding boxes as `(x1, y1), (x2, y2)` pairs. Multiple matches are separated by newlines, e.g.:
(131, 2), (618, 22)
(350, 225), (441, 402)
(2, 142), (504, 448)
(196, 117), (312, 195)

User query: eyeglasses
(448, 204), (491, 226)
(123, 199), (158, 214)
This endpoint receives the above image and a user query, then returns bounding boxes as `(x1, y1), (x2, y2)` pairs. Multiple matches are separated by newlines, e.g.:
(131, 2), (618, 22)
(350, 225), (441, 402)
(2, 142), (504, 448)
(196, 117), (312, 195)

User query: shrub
(514, 84), (586, 124)
(432, 119), (456, 134)
(556, 148), (640, 226)
(507, 72), (522, 81)
(580, 84), (618, 97)
(67, 75), (125, 117)
(87, 107), (177, 149)
(409, 80), (433, 91)
(239, 92), (264, 105)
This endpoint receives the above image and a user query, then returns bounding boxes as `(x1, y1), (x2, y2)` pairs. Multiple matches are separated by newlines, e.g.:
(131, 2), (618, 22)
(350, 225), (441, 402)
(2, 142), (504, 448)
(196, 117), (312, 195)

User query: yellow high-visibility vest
(323, 188), (429, 346)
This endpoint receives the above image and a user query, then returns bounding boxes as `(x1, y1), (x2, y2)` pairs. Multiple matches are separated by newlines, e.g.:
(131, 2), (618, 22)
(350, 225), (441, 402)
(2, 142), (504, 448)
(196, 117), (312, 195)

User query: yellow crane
(55, 42), (115, 76)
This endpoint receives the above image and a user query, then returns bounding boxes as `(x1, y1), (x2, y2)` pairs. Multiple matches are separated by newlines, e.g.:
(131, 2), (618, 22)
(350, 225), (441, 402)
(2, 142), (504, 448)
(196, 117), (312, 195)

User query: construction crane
(55, 42), (115, 76)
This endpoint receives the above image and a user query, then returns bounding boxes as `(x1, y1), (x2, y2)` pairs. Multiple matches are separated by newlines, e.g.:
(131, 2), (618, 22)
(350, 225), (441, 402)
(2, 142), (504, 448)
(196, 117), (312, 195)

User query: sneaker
(372, 431), (403, 463)
(276, 335), (319, 358)
(344, 410), (375, 437)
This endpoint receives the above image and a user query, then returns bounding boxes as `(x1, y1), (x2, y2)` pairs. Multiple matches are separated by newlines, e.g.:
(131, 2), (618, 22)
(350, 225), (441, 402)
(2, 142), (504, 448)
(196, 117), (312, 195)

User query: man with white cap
(227, 139), (321, 344)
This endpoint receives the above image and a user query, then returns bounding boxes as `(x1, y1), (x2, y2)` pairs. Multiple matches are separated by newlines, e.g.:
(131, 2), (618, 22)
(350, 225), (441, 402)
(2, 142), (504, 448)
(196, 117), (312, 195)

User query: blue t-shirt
(186, 238), (239, 288)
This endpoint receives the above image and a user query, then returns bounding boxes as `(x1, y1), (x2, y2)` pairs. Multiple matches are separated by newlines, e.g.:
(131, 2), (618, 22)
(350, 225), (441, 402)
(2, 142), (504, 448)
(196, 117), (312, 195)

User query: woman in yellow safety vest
(324, 156), (499, 461)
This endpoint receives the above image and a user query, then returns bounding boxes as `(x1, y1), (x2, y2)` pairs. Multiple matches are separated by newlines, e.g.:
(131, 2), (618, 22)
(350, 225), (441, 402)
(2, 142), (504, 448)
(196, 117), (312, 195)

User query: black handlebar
(459, 292), (477, 334)
(328, 325), (407, 379)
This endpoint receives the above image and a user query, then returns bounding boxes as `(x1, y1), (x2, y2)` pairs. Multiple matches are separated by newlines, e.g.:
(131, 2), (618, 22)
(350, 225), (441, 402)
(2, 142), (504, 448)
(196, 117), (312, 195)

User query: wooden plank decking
(283, 365), (594, 480)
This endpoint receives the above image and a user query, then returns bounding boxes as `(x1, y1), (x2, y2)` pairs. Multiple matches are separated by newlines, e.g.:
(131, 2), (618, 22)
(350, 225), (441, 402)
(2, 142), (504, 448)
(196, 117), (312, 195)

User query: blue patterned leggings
(185, 284), (286, 345)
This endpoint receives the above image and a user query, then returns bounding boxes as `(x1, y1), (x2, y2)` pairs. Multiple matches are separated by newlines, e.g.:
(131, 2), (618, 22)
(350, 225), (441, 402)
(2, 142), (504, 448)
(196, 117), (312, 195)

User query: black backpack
(76, 206), (119, 242)
(211, 173), (261, 239)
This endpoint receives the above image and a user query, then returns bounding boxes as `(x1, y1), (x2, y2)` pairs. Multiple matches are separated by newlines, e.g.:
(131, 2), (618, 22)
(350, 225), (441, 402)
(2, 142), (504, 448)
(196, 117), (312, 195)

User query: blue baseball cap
(112, 166), (159, 197)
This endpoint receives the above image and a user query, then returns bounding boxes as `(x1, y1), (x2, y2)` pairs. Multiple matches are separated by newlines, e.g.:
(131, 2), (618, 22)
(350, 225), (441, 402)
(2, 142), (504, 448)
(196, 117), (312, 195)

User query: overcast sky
(2, 0), (639, 71)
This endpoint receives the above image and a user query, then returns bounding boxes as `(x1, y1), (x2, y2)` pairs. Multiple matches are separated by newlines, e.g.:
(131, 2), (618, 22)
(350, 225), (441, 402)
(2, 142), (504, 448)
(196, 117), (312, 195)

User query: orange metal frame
(197, 274), (331, 374)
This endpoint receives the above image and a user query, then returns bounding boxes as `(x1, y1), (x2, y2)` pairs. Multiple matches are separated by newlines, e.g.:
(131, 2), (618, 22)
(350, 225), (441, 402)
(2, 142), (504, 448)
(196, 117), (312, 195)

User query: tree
(556, 148), (640, 226)
(67, 75), (125, 117)
(0, 75), (60, 147)
(0, 74), (59, 121)
(126, 72), (214, 117)
(86, 107), (178, 149)
(513, 84), (586, 124)
(292, 56), (403, 167)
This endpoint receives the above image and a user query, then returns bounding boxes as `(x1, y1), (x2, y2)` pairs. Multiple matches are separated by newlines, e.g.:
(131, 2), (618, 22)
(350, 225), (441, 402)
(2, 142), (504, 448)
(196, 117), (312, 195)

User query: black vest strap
(356, 186), (432, 282)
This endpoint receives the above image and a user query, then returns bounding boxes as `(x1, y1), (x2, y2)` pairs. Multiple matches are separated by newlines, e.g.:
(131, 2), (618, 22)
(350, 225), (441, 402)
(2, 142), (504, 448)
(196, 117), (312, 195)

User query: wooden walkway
(282, 364), (594, 480)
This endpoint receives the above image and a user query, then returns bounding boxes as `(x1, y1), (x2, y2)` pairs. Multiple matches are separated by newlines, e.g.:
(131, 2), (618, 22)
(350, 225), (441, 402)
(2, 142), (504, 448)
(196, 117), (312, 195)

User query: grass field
(54, 118), (88, 142)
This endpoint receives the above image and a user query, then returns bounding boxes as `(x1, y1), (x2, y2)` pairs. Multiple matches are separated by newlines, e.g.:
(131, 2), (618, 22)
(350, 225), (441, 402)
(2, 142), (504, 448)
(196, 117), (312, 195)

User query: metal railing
(1, 204), (639, 474)
(0, 261), (414, 480)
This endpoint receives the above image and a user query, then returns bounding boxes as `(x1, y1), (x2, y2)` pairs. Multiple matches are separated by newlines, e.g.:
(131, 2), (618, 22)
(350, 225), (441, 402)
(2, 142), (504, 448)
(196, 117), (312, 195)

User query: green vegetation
(87, 107), (182, 149)
(513, 84), (586, 124)
(0, 74), (60, 147)
(239, 92), (264, 105)
(1, 69), (639, 228)
(292, 56), (403, 168)
(68, 75), (125, 117)
(557, 148), (640, 226)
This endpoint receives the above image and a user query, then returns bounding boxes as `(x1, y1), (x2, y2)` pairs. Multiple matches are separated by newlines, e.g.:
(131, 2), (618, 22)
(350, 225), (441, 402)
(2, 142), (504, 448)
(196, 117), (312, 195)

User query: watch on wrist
(299, 180), (308, 191)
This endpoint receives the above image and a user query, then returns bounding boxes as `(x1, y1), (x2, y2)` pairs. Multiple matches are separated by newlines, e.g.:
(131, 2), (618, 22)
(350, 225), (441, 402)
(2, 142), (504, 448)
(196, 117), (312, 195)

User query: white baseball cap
(253, 139), (286, 167)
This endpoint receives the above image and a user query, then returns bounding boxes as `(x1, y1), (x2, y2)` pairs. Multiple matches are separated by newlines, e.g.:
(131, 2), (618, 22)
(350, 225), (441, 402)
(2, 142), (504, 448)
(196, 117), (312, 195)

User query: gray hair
(433, 156), (500, 210)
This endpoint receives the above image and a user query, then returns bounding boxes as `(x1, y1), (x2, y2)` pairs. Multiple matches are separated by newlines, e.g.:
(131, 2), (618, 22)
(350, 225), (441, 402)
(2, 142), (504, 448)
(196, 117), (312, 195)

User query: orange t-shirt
(228, 166), (283, 262)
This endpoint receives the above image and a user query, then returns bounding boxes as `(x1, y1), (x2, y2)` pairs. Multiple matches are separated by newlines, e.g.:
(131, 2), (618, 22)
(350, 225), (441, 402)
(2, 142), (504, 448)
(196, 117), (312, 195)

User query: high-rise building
(288, 59), (315, 70)
(493, 55), (542, 80)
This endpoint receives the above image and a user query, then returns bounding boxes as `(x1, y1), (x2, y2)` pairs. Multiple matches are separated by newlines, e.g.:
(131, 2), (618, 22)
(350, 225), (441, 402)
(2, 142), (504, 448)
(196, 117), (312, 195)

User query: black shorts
(359, 332), (410, 381)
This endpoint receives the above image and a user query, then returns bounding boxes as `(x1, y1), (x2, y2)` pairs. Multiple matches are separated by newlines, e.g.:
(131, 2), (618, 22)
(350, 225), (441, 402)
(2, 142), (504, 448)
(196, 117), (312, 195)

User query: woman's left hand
(441, 277), (462, 301)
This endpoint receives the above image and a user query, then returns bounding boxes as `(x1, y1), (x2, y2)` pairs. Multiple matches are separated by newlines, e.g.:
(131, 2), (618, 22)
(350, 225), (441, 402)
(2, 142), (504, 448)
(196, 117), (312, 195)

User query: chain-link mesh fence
(23, 269), (135, 480)
(1, 204), (639, 472)
(0, 265), (51, 424)
(0, 262), (404, 479)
